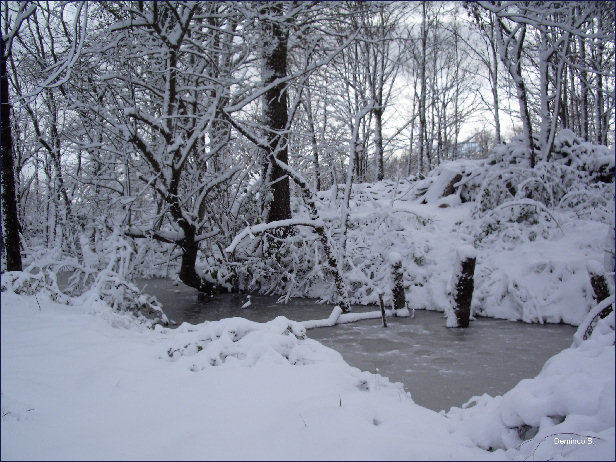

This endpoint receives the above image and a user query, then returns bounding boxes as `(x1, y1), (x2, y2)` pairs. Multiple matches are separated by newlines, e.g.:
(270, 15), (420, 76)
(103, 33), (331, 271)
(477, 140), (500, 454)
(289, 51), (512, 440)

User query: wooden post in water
(389, 252), (410, 317)
(378, 293), (388, 328)
(448, 246), (477, 328)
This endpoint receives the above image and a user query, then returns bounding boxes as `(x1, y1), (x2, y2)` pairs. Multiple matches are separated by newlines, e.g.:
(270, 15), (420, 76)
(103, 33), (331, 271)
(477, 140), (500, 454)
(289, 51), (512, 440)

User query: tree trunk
(178, 229), (202, 291)
(450, 247), (476, 328)
(378, 293), (388, 328)
(374, 108), (384, 181)
(391, 259), (406, 311)
(418, 1), (428, 175)
(495, 20), (534, 167)
(262, 3), (291, 225)
(0, 38), (23, 271)
(595, 11), (605, 145)
(578, 31), (589, 140)
(303, 93), (321, 191)
(490, 32), (502, 145)
(407, 81), (417, 176)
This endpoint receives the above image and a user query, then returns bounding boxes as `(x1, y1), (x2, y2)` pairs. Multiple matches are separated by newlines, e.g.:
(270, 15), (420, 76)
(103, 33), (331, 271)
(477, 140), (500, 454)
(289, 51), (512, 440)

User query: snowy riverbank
(2, 290), (613, 460)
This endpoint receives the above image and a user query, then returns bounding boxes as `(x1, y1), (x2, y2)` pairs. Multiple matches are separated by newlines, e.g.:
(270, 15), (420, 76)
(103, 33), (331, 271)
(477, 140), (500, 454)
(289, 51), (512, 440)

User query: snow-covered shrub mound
(461, 131), (614, 324)
(162, 316), (346, 370)
(551, 129), (614, 183)
(341, 205), (438, 306)
(80, 269), (169, 327)
(473, 253), (602, 325)
(223, 226), (329, 301)
(477, 131), (613, 216)
(445, 306), (615, 460)
(410, 159), (485, 205)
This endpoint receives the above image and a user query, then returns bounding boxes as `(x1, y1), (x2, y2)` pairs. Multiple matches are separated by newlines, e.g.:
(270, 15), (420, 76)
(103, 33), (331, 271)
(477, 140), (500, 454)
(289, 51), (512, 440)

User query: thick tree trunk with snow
(450, 247), (476, 328)
(1, 39), (22, 271)
(178, 230), (201, 291)
(262, 3), (291, 226)
(391, 259), (406, 311)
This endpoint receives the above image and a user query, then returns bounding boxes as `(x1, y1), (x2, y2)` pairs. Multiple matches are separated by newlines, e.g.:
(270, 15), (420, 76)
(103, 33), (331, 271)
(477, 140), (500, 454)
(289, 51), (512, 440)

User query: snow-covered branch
(225, 218), (325, 254)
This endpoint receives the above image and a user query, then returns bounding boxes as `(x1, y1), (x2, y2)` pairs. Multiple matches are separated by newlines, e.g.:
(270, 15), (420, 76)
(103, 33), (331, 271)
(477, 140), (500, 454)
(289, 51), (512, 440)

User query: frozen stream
(137, 278), (575, 412)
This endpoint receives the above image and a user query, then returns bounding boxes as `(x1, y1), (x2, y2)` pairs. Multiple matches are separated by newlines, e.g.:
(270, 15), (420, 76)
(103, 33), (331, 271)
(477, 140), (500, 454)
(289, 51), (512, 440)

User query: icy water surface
(137, 278), (576, 412)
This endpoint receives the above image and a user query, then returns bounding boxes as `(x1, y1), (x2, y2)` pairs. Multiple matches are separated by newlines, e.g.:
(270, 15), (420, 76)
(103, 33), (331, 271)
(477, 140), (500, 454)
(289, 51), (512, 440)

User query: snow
(225, 218), (325, 253)
(587, 259), (605, 276)
(1, 291), (504, 461)
(421, 165), (463, 204)
(388, 251), (402, 264)
(2, 286), (613, 460)
(302, 305), (343, 328)
(456, 245), (477, 261)
(300, 306), (416, 329)
(572, 295), (615, 347)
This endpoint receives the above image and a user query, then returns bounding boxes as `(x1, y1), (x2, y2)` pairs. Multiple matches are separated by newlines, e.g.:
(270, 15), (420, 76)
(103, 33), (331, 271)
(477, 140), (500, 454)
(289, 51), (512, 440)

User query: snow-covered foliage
(445, 302), (614, 460)
(79, 232), (168, 326)
(467, 133), (614, 324)
(3, 233), (169, 328)
(218, 131), (613, 326)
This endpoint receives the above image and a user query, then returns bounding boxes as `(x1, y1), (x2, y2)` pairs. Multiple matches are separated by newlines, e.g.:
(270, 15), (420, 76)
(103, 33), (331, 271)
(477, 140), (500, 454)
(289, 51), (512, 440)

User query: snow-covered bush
(461, 132), (614, 324)
(0, 251), (91, 304)
(2, 232), (169, 328)
(410, 159), (485, 205)
(221, 225), (335, 302)
(78, 232), (169, 326)
(472, 200), (563, 248)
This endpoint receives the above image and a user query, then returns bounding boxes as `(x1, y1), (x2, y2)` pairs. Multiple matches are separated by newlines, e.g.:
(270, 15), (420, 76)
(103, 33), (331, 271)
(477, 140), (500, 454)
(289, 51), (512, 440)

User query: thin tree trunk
(303, 92), (321, 191)
(495, 20), (534, 166)
(374, 108), (384, 181)
(595, 12), (605, 145)
(407, 80), (417, 176)
(47, 102), (83, 263)
(578, 31), (589, 140)
(418, 1), (428, 175)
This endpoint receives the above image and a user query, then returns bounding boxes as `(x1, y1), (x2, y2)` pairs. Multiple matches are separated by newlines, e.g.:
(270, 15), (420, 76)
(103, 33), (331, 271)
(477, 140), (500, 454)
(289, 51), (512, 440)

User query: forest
(1, 1), (615, 460)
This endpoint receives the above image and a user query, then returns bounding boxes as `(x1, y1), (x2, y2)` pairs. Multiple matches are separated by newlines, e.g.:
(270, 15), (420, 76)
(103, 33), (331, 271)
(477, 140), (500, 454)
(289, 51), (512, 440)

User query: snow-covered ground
(1, 289), (613, 460)
(1, 291), (499, 460)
